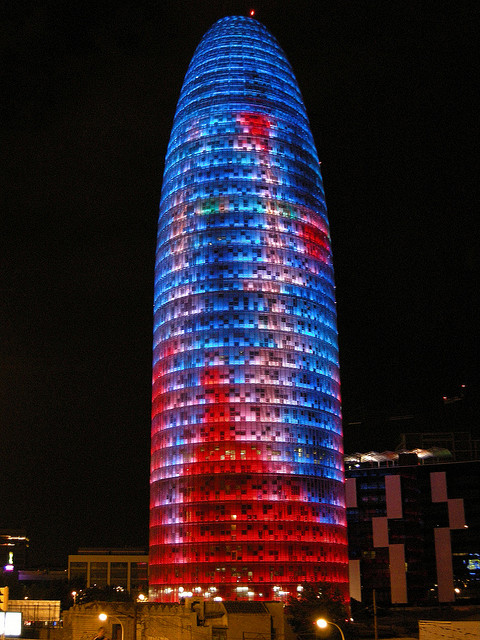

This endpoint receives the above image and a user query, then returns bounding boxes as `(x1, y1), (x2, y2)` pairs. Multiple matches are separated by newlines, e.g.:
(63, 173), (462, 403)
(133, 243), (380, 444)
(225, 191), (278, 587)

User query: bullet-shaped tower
(150, 16), (348, 602)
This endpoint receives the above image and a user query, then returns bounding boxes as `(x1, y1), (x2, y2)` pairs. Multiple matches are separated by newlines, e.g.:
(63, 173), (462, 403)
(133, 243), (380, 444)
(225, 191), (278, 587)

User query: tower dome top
(169, 13), (315, 167)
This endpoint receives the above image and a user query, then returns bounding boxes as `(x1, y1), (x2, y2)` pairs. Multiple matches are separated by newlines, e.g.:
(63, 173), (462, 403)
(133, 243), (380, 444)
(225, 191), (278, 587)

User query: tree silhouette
(77, 585), (133, 604)
(286, 582), (348, 639)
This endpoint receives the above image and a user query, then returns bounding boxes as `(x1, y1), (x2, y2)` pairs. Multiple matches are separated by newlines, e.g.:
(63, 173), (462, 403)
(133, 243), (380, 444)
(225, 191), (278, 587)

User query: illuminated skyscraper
(150, 16), (348, 602)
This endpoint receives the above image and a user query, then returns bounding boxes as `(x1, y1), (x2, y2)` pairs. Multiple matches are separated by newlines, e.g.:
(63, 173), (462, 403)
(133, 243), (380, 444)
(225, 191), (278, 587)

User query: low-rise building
(68, 549), (148, 596)
(60, 599), (290, 640)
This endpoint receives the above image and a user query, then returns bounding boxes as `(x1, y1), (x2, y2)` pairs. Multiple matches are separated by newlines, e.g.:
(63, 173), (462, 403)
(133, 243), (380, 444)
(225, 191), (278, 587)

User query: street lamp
(98, 610), (137, 640)
(99, 612), (124, 639)
(316, 618), (345, 640)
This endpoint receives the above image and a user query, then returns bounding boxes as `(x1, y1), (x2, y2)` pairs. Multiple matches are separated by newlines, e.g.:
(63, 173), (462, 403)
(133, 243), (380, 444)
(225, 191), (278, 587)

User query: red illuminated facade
(150, 16), (348, 602)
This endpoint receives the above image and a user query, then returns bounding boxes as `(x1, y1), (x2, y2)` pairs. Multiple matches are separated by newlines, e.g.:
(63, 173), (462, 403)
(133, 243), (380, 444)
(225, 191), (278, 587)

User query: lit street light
(99, 612), (124, 640)
(98, 607), (139, 640)
(316, 618), (346, 640)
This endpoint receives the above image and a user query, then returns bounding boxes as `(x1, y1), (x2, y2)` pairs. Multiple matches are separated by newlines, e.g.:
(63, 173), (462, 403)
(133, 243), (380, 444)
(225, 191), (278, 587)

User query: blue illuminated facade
(150, 16), (348, 602)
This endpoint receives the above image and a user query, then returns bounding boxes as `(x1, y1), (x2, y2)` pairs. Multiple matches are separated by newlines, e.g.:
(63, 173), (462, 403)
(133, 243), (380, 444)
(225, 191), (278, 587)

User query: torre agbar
(150, 16), (348, 602)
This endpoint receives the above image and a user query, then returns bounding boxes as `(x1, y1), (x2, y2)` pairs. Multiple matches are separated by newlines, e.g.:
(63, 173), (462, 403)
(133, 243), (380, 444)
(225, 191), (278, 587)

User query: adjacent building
(61, 599), (290, 640)
(345, 444), (480, 605)
(0, 530), (29, 571)
(150, 15), (347, 601)
(67, 549), (148, 595)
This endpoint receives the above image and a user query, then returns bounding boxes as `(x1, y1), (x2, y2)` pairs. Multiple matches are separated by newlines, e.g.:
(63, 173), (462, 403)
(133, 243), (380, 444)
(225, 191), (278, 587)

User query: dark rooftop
(223, 602), (267, 614)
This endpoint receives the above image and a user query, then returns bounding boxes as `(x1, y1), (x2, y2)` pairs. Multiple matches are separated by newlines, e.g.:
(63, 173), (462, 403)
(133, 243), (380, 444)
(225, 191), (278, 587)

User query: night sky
(1, 1), (478, 567)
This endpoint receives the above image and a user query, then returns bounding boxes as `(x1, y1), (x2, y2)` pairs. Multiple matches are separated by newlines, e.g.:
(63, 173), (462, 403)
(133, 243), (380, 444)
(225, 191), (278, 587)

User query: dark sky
(1, 1), (478, 566)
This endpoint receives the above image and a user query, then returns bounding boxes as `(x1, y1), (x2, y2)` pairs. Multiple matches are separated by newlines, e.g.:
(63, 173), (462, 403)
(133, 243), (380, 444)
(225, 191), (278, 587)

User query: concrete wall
(61, 600), (285, 640)
(419, 620), (480, 639)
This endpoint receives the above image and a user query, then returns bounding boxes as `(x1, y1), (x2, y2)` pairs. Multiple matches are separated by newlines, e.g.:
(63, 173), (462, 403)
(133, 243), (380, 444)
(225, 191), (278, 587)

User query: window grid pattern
(150, 16), (348, 602)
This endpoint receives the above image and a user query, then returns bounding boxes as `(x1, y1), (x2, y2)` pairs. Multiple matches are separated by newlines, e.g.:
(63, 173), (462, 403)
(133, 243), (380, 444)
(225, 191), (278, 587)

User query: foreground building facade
(150, 16), (347, 601)
(61, 600), (287, 640)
